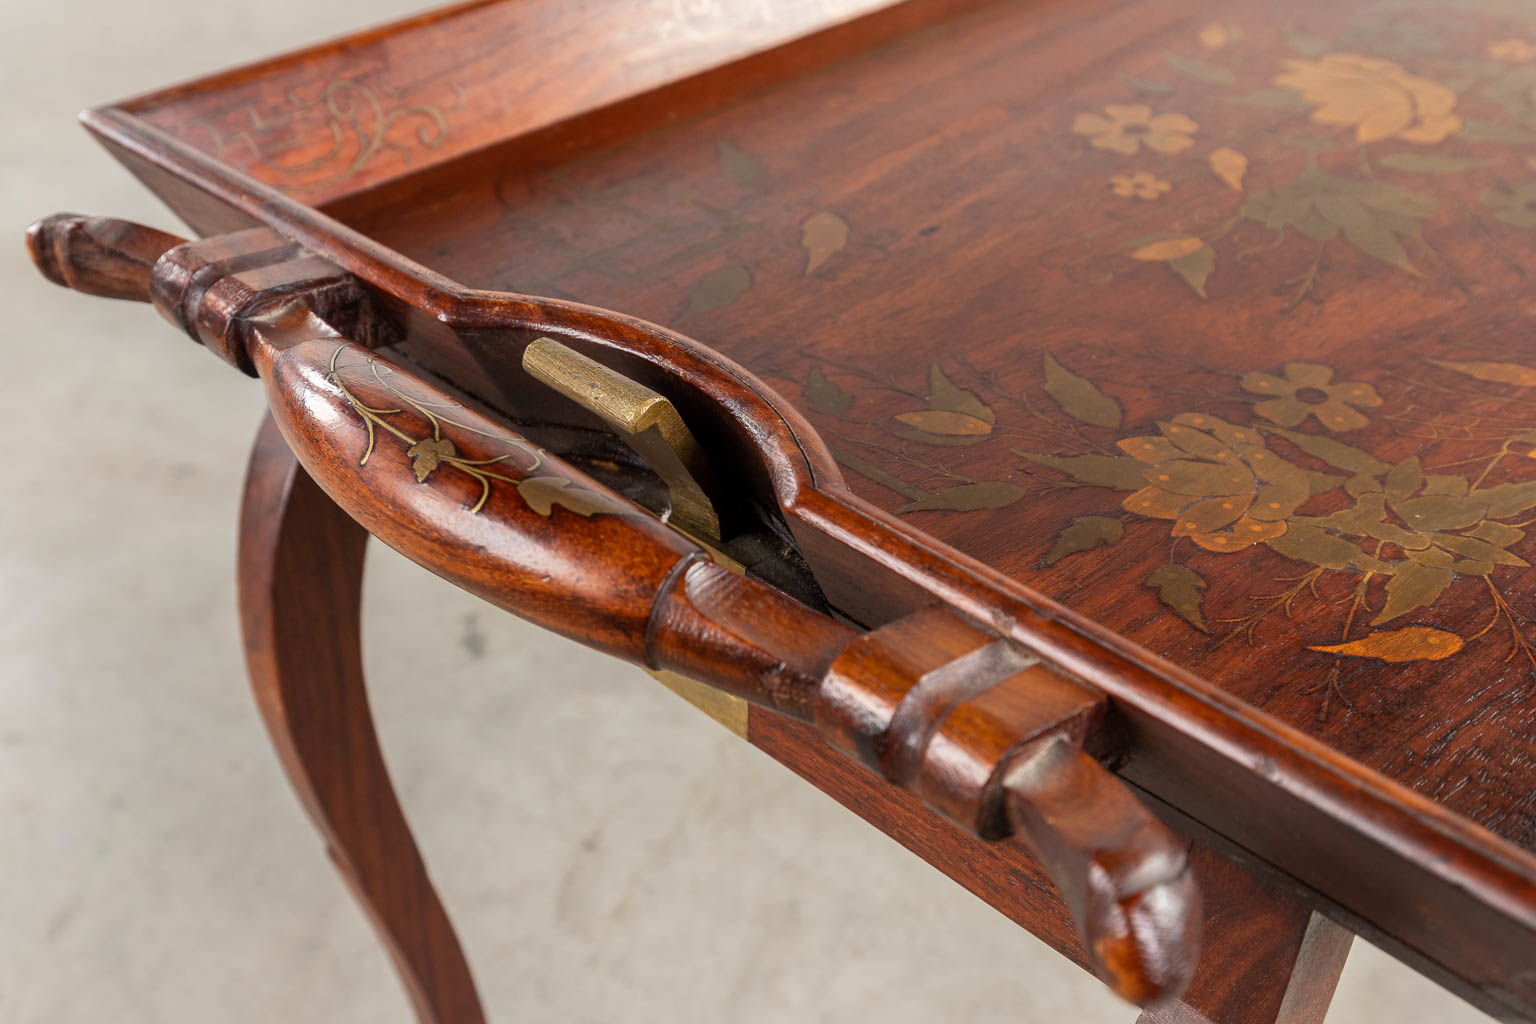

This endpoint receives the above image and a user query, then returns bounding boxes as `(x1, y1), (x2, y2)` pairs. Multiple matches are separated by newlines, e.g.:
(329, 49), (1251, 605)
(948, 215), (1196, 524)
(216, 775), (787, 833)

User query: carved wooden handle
(26, 213), (185, 301)
(27, 213), (1201, 1007)
(1005, 738), (1199, 1005)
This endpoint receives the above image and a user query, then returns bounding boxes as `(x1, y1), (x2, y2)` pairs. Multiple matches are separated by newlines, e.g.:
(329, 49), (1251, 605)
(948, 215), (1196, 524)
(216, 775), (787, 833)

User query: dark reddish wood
(69, 110), (1534, 1010)
(31, 0), (1536, 1017)
(25, 213), (183, 301)
(750, 711), (1349, 1024)
(1004, 740), (1199, 1007)
(1135, 846), (1352, 1024)
(30, 214), (1203, 1008)
(239, 413), (485, 1024)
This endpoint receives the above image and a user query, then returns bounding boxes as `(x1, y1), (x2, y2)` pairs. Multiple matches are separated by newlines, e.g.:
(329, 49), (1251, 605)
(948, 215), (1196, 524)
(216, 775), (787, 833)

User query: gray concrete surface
(0, 1), (1497, 1020)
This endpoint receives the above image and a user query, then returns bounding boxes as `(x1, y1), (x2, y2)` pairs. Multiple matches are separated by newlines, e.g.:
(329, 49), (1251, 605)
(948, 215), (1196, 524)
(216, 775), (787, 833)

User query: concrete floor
(0, 1), (1498, 1021)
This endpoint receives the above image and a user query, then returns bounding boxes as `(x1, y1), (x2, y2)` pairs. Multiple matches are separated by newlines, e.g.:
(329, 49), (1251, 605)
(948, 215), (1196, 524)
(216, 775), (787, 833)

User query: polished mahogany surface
(62, 0), (1536, 1015)
(318, 0), (1536, 852)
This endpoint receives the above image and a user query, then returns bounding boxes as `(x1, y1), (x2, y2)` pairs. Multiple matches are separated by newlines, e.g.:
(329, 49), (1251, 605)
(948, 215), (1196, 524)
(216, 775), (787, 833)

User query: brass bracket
(522, 336), (721, 540)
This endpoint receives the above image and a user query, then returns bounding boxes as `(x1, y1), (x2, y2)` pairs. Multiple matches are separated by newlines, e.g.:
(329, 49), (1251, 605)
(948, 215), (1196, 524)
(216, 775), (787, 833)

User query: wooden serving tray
(70, 0), (1536, 1016)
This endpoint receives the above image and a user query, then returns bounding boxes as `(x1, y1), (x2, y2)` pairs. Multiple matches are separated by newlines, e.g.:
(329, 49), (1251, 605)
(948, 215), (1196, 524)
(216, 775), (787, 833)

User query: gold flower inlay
(1274, 53), (1461, 144)
(1240, 362), (1383, 432)
(1072, 104), (1199, 155)
(1109, 171), (1172, 199)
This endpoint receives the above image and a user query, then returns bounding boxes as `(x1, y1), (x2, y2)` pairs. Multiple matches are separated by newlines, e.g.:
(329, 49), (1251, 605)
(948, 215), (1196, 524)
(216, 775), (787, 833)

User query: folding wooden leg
(1135, 844), (1353, 1024)
(238, 413), (486, 1024)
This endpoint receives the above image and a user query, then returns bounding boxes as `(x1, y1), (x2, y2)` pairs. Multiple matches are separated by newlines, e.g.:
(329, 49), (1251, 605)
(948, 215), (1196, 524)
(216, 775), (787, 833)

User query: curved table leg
(239, 413), (486, 1024)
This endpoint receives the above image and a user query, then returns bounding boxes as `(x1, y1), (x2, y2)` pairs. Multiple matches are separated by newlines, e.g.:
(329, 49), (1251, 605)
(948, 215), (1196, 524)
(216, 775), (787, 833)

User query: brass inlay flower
(1109, 171), (1172, 199)
(1241, 362), (1383, 432)
(1117, 414), (1306, 552)
(1274, 53), (1460, 144)
(1072, 105), (1198, 154)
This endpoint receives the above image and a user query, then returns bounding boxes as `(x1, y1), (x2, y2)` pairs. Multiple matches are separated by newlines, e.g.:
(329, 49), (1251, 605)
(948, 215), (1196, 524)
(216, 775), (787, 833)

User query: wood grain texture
(239, 414), (485, 1024)
(1135, 845), (1352, 1024)
(314, 0), (1536, 861)
(750, 711), (1348, 1024)
(122, 0), (994, 203)
(38, 0), (1536, 1014)
(29, 216), (1204, 1007)
(65, 89), (1536, 1014)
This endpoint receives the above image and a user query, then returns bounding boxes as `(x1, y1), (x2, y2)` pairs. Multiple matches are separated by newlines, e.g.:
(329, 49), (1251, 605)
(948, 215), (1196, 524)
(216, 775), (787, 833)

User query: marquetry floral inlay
(1109, 172), (1172, 199)
(327, 346), (637, 520)
(1240, 363), (1383, 432)
(804, 351), (1536, 710)
(1072, 105), (1199, 154)
(1275, 54), (1461, 144)
(1053, 6), (1536, 308)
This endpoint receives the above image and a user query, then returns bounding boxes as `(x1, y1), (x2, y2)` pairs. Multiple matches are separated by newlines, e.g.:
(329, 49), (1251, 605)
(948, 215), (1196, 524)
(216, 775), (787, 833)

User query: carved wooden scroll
(26, 212), (1202, 1007)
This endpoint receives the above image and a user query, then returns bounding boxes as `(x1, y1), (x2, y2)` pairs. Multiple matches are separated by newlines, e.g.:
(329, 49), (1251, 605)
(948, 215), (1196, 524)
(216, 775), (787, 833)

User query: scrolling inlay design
(327, 346), (640, 520)
(201, 76), (466, 194)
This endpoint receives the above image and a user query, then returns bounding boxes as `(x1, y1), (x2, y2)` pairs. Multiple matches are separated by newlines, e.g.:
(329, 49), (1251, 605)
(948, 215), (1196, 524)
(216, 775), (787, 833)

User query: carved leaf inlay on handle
(327, 346), (640, 520)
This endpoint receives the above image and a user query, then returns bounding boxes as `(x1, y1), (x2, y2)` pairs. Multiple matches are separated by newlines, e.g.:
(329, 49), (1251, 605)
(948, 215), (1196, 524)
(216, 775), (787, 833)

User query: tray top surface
(335, 0), (1536, 851)
(107, 0), (1536, 859)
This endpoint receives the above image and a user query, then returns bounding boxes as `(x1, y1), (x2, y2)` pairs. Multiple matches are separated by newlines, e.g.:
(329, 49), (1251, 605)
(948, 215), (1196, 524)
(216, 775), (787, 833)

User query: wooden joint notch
(813, 606), (1108, 837)
(812, 606), (1199, 1006)
(28, 214), (392, 376)
(150, 227), (393, 375)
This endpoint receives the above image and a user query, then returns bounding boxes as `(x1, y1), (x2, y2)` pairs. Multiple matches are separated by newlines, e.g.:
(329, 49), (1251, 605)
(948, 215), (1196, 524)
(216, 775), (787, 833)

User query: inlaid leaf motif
(1131, 237), (1204, 261)
(1377, 154), (1491, 173)
(717, 141), (766, 187)
(1044, 515), (1124, 565)
(1267, 428), (1391, 475)
(893, 410), (994, 436)
(1145, 563), (1209, 632)
(1308, 626), (1463, 662)
(678, 263), (751, 323)
(1459, 119), (1536, 144)
(1429, 359), (1536, 387)
(1422, 475), (1467, 496)
(1165, 50), (1236, 83)
(1125, 76), (1175, 95)
(1384, 456), (1424, 503)
(1308, 469), (1350, 494)
(1266, 526), (1394, 573)
(1470, 521), (1526, 546)
(929, 364), (995, 422)
(1345, 223), (1417, 274)
(1286, 28), (1332, 58)
(899, 481), (1028, 513)
(1391, 494), (1486, 532)
(892, 365), (997, 444)
(801, 210), (849, 274)
(1042, 353), (1123, 428)
(1478, 480), (1536, 518)
(803, 366), (853, 417)
(1374, 561), (1453, 624)
(1227, 87), (1307, 108)
(406, 437), (455, 482)
(517, 476), (620, 518)
(1168, 244), (1217, 297)
(1021, 452), (1148, 490)
(1210, 147), (1248, 190)
(1431, 533), (1528, 567)
(1240, 166), (1434, 273)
